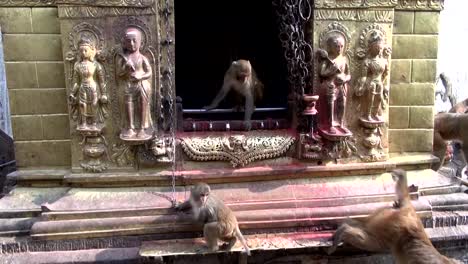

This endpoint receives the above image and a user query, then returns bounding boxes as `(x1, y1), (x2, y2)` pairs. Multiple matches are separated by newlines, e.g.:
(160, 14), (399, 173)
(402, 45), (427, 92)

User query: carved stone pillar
(312, 0), (397, 162)
(59, 0), (174, 172)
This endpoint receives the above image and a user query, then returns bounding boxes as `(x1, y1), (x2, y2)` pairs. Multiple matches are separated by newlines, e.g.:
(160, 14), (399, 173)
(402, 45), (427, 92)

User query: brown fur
(176, 183), (251, 255)
(203, 59), (263, 130)
(328, 169), (459, 264)
(431, 112), (468, 171)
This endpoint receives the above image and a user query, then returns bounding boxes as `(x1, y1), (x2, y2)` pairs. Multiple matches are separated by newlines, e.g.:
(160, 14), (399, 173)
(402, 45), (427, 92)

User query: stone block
(0, 8), (32, 33)
(37, 89), (68, 114)
(40, 140), (71, 166)
(390, 59), (411, 84)
(392, 35), (438, 59)
(389, 129), (433, 152)
(32, 8), (60, 34)
(15, 140), (71, 167)
(9, 89), (41, 115)
(389, 106), (409, 129)
(414, 11), (439, 34)
(412, 59), (437, 83)
(10, 89), (67, 115)
(393, 11), (414, 34)
(11, 115), (43, 141)
(409, 106), (434, 129)
(389, 83), (435, 106)
(42, 114), (70, 140)
(8, 90), (17, 114)
(3, 34), (62, 61)
(5, 62), (38, 88)
(36, 62), (65, 88)
(15, 141), (42, 167)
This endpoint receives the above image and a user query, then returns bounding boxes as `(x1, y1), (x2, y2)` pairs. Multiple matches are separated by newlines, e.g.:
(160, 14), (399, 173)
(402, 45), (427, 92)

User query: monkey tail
(391, 169), (411, 207)
(235, 226), (251, 256)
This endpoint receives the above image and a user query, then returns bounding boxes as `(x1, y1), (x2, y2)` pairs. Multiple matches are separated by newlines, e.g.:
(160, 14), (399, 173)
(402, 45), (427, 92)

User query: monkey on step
(328, 169), (460, 264)
(203, 59), (264, 130)
(176, 183), (251, 255)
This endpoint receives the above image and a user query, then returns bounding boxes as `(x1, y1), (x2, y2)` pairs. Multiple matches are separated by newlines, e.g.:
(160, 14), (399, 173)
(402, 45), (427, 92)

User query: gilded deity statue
(317, 33), (351, 134)
(355, 31), (390, 122)
(117, 28), (154, 141)
(69, 37), (108, 132)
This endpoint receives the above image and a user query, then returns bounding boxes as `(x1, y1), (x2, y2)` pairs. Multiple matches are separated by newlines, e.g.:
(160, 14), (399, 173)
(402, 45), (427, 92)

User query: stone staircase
(0, 156), (467, 263)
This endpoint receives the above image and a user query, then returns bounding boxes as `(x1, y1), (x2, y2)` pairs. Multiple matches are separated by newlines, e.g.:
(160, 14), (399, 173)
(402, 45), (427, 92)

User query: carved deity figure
(69, 37), (108, 131)
(317, 33), (351, 134)
(117, 28), (154, 140)
(355, 32), (390, 122)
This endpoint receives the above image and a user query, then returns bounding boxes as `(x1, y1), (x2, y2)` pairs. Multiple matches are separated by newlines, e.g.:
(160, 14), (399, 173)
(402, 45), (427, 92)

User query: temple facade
(0, 0), (467, 263)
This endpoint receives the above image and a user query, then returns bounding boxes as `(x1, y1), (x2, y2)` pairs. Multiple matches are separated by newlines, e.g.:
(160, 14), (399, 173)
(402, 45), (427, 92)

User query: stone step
(1, 169), (463, 240)
(139, 225), (468, 260)
(29, 199), (433, 240)
(0, 247), (140, 264)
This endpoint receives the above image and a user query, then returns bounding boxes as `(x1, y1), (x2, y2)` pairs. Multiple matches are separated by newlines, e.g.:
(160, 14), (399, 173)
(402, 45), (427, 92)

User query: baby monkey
(176, 183), (251, 255)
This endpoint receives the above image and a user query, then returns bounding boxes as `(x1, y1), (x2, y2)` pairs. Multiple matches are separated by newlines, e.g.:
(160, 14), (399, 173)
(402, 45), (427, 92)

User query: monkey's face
(199, 191), (209, 207)
(192, 183), (211, 207)
(232, 60), (252, 82)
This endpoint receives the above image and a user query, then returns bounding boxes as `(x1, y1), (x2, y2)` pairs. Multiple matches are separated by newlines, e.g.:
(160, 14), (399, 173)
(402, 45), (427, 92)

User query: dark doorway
(174, 0), (289, 113)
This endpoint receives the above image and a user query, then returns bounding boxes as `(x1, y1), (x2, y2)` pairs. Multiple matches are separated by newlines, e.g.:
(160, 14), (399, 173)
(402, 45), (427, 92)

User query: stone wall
(0, 7), (70, 167)
(389, 7), (440, 153)
(0, 0), (443, 168)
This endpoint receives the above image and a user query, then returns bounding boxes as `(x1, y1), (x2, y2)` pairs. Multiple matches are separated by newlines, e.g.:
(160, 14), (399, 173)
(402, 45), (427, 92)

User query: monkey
(435, 73), (456, 108)
(431, 96), (468, 172)
(203, 59), (264, 130)
(176, 182), (251, 255)
(448, 97), (468, 114)
(327, 169), (460, 264)
(431, 112), (468, 171)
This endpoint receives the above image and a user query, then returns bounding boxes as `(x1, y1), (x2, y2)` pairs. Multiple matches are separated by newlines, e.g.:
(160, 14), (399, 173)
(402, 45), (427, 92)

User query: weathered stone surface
(392, 35), (438, 59)
(0, 8), (32, 33)
(3, 34), (62, 61)
(393, 11), (414, 34)
(9, 89), (67, 115)
(414, 11), (440, 34)
(389, 106), (409, 129)
(409, 106), (434, 129)
(412, 59), (437, 83)
(4, 62), (37, 89)
(0, 187), (69, 211)
(15, 140), (70, 167)
(389, 129), (433, 152)
(390, 83), (435, 106)
(36, 62), (65, 88)
(42, 114), (70, 140)
(11, 115), (43, 141)
(390, 59), (411, 83)
(31, 8), (60, 34)
(8, 89), (40, 115)
(37, 89), (67, 114)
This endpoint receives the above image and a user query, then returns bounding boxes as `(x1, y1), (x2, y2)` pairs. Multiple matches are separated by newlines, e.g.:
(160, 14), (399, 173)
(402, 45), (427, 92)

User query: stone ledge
(8, 154), (438, 187)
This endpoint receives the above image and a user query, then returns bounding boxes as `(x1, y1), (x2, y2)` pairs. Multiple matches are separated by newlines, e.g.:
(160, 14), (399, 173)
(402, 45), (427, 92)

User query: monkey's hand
(393, 200), (401, 209)
(174, 200), (191, 212)
(203, 104), (216, 111)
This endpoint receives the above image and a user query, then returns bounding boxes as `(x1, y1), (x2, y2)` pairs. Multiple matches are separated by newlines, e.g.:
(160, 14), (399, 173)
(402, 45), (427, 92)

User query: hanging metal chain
(273, 0), (313, 102)
(159, 0), (177, 207)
